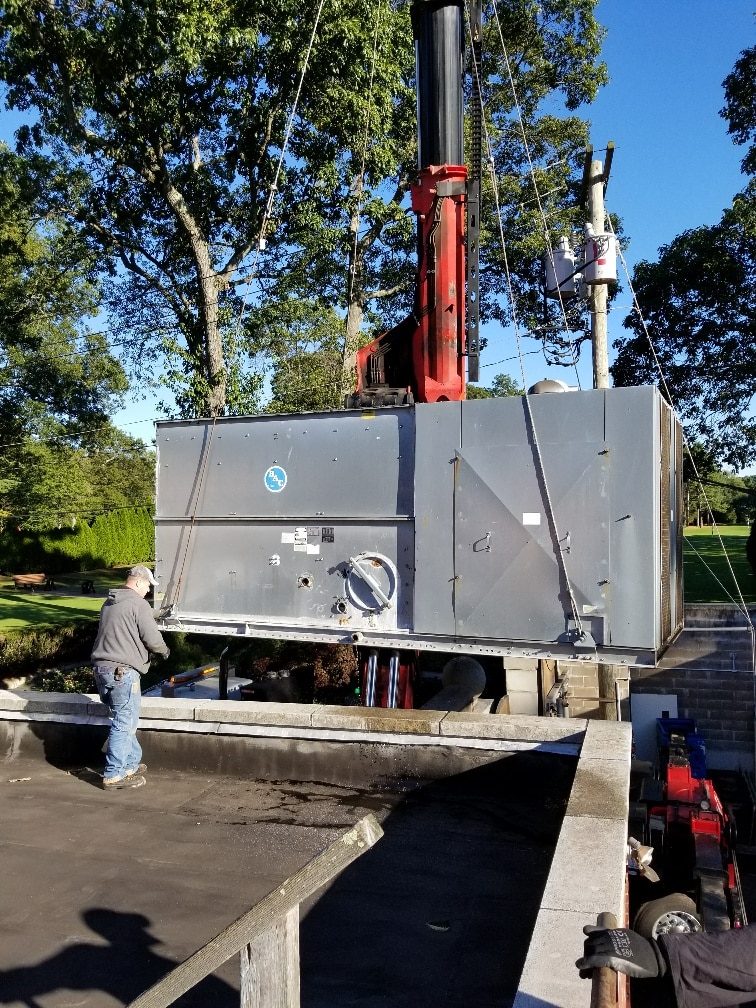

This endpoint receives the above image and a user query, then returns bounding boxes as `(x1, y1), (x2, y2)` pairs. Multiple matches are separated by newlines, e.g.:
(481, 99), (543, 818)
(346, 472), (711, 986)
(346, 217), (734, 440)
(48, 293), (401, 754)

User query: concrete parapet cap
(312, 705), (444, 734)
(567, 757), (630, 820)
(540, 815), (627, 915)
(0, 689), (29, 710)
(0, 689), (91, 715)
(440, 711), (586, 743)
(579, 719), (632, 761)
(514, 906), (622, 1008)
(194, 700), (314, 727)
(141, 697), (216, 720)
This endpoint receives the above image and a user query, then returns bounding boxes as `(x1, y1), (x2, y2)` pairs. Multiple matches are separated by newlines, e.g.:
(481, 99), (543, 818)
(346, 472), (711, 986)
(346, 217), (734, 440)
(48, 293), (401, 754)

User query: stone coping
(0, 689), (588, 745)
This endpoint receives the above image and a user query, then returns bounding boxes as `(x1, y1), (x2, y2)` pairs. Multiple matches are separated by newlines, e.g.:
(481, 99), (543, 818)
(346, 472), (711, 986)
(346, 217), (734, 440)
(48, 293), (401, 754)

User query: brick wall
(629, 664), (755, 770)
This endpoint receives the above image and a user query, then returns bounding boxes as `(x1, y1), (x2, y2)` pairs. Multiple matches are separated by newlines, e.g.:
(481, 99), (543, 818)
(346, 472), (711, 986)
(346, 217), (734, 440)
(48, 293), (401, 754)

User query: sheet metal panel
(154, 388), (681, 663)
(156, 408), (415, 519)
(604, 385), (661, 648)
(452, 394), (610, 643)
(413, 401), (461, 634)
(157, 520), (413, 634)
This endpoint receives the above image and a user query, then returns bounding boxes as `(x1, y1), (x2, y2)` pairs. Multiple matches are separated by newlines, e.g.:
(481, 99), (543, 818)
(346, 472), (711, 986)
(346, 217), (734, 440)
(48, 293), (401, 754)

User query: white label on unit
(281, 532), (295, 543)
(522, 513), (541, 525)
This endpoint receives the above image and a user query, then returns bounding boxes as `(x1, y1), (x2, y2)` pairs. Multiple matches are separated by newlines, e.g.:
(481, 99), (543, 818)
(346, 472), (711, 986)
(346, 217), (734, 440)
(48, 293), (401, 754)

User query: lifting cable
(470, 4), (586, 639)
(160, 413), (219, 617)
(346, 0), (385, 319)
(232, 0), (329, 337)
(143, 0), (331, 617)
(607, 213), (756, 677)
(489, 0), (584, 389)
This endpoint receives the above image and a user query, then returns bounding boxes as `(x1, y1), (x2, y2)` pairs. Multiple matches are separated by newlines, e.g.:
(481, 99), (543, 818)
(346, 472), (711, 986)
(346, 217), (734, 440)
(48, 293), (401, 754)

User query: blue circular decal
(264, 465), (287, 493)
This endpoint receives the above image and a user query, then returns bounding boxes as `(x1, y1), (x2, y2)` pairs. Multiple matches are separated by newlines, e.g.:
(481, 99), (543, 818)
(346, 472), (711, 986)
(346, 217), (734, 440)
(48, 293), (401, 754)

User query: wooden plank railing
(127, 813), (383, 1008)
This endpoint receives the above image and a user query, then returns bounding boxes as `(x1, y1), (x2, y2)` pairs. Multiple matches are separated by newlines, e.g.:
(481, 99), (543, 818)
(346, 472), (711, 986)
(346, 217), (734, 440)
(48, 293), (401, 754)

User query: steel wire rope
(163, 412), (220, 617)
(342, 0), (385, 384)
(230, 0), (328, 343)
(473, 6), (586, 639)
(607, 213), (756, 680)
(10, 500), (155, 525)
(490, 1), (584, 390)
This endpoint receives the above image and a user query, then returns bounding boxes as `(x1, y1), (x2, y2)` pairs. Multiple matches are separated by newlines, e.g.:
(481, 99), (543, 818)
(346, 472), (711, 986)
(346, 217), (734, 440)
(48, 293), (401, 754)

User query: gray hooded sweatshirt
(91, 588), (170, 675)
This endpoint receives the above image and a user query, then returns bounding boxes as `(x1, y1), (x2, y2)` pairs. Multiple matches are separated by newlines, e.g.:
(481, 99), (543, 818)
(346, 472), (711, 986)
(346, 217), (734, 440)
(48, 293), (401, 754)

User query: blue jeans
(93, 665), (142, 780)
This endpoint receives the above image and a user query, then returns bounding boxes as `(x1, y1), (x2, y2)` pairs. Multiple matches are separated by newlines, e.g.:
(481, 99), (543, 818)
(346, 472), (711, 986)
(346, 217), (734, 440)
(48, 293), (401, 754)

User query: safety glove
(576, 926), (666, 979)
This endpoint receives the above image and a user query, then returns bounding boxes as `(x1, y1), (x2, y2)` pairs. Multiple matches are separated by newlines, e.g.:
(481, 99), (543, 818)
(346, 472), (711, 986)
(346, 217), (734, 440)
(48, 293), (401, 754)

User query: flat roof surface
(0, 750), (575, 1008)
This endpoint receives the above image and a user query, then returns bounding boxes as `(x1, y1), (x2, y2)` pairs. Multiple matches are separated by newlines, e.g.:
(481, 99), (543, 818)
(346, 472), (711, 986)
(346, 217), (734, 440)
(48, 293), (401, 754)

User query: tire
(633, 894), (702, 939)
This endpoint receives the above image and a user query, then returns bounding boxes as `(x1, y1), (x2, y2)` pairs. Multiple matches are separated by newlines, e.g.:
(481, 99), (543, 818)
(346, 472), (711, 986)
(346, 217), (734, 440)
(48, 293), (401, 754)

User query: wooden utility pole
(588, 158), (609, 388)
(581, 143), (614, 390)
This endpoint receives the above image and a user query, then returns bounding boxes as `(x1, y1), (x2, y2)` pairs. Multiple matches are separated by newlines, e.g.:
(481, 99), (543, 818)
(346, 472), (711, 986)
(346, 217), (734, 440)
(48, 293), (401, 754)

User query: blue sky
(480, 0), (755, 393)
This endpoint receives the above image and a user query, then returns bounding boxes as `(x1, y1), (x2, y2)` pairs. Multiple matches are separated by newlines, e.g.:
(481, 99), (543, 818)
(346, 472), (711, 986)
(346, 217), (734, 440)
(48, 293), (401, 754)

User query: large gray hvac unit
(154, 385), (683, 666)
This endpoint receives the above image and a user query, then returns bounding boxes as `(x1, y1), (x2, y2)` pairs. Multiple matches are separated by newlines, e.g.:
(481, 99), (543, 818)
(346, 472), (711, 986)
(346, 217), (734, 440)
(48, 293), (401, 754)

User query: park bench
(12, 573), (55, 591)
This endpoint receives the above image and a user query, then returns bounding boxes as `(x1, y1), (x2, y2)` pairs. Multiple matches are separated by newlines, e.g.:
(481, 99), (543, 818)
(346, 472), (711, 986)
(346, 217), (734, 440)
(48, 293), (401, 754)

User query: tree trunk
(163, 181), (227, 416)
(341, 297), (364, 401)
(341, 200), (364, 401)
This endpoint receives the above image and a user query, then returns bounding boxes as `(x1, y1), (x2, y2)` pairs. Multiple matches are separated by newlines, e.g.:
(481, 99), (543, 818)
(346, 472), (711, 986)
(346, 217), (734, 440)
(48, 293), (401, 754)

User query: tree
(1, 428), (155, 532)
(261, 0), (609, 399)
(611, 194), (756, 470)
(0, 143), (128, 444)
(0, 0), (417, 417)
(721, 45), (756, 176)
(0, 143), (142, 531)
(0, 0), (608, 417)
(611, 43), (756, 471)
(466, 373), (524, 399)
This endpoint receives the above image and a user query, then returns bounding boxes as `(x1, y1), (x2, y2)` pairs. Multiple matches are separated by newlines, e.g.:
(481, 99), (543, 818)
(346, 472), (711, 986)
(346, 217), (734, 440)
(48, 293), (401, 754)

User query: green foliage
(0, 144), (127, 446)
(611, 191), (756, 470)
(36, 664), (96, 693)
(0, 620), (97, 681)
(251, 300), (347, 413)
(685, 471), (756, 527)
(466, 372), (524, 398)
(611, 42), (756, 470)
(0, 0), (609, 415)
(721, 45), (756, 175)
(0, 506), (154, 573)
(1, 427), (155, 532)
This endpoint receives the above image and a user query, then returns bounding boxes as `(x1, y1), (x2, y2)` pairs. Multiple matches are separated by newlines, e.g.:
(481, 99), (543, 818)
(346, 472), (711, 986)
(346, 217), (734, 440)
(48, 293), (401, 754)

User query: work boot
(125, 763), (147, 777)
(102, 774), (146, 789)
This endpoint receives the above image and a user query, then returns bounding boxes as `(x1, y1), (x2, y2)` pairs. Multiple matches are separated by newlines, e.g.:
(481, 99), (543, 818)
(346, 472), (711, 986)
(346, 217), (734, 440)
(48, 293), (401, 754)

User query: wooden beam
(240, 906), (300, 1008)
(127, 814), (383, 1008)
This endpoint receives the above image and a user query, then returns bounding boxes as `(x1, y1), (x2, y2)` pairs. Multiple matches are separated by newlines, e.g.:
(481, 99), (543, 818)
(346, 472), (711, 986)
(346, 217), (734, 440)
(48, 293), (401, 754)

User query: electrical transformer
(154, 385), (683, 666)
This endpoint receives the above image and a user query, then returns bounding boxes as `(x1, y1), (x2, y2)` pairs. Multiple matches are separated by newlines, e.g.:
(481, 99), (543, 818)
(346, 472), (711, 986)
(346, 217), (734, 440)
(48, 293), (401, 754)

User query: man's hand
(576, 926), (666, 980)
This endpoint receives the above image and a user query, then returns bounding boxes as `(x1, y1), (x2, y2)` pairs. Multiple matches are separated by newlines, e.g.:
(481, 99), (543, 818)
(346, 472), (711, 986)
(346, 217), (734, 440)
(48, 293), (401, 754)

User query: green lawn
(0, 533), (753, 637)
(683, 526), (756, 604)
(0, 568), (127, 632)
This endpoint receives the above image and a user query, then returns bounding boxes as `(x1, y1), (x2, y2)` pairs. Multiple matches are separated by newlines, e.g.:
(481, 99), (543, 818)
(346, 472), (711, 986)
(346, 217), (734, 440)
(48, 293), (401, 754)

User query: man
(91, 565), (170, 789)
(577, 923), (756, 1008)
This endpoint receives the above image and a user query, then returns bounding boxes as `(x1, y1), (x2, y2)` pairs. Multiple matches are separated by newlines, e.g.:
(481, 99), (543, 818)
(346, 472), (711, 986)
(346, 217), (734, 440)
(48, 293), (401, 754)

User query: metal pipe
(219, 646), (230, 701)
(412, 0), (464, 169)
(590, 911), (619, 1008)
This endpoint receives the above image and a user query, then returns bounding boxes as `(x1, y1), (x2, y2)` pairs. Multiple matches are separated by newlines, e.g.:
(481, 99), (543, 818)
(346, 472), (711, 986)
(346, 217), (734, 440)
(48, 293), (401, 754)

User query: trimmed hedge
(0, 507), (154, 574)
